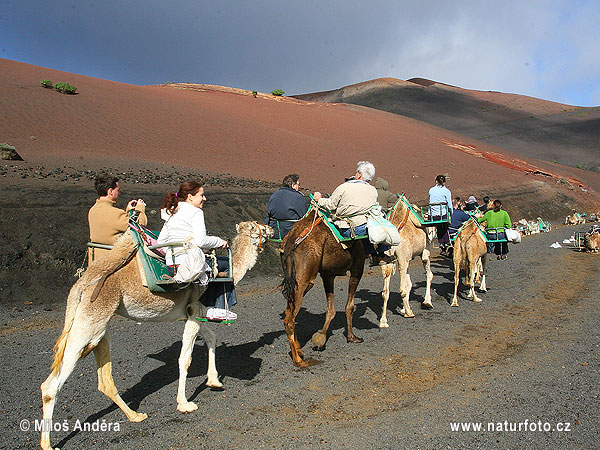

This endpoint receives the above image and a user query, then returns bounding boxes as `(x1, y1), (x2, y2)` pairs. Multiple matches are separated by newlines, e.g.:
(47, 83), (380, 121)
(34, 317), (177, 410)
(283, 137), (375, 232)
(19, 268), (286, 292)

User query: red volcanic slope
(1, 58), (600, 214)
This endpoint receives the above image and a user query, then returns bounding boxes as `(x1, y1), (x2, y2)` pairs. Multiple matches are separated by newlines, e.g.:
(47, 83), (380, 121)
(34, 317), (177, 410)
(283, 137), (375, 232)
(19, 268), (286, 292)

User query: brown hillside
(295, 78), (600, 172)
(1, 58), (600, 219)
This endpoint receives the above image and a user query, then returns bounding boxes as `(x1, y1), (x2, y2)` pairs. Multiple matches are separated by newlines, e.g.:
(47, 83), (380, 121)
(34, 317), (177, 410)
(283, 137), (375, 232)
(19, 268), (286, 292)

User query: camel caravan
(43, 164), (595, 450)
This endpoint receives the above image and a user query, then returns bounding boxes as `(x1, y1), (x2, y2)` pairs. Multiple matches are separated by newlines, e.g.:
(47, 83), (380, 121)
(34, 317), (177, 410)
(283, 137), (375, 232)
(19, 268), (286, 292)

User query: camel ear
(236, 223), (240, 233)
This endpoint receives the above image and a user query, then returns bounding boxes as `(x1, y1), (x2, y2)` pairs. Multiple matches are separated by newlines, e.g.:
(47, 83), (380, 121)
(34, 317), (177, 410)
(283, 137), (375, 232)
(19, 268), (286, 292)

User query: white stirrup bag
(367, 205), (402, 246)
(505, 228), (522, 244)
(172, 241), (212, 284)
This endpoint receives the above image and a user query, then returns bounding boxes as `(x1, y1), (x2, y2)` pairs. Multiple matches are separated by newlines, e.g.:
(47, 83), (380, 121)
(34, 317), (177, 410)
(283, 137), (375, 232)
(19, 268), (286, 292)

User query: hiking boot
(206, 308), (237, 321)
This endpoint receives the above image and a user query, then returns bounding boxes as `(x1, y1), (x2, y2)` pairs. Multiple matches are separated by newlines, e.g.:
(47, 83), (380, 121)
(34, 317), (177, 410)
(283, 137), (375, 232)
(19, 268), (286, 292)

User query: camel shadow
(57, 327), (284, 449)
(281, 297), (380, 351)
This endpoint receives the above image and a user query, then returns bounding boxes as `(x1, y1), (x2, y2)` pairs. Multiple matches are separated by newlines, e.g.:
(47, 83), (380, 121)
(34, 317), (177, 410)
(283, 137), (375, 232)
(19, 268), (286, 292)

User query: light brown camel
(451, 218), (488, 307)
(281, 209), (367, 367)
(40, 221), (273, 450)
(379, 195), (434, 326)
(565, 211), (586, 225)
(584, 231), (600, 252)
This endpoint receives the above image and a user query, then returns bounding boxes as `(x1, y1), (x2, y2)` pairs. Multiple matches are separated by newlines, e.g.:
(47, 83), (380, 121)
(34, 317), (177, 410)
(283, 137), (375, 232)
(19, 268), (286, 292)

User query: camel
(451, 218), (488, 307)
(378, 195), (434, 327)
(584, 230), (600, 252)
(565, 211), (586, 225)
(40, 221), (273, 450)
(281, 208), (367, 367)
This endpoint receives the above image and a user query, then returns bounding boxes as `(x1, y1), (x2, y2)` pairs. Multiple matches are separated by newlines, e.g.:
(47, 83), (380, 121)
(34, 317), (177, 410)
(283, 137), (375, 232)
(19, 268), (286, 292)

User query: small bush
(0, 143), (16, 151)
(252, 90), (258, 97)
(54, 82), (77, 94)
(40, 79), (53, 88)
(271, 89), (284, 96)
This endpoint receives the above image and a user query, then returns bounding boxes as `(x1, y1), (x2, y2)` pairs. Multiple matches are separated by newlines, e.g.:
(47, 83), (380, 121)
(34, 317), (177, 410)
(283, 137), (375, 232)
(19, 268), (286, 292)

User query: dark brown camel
(281, 208), (367, 367)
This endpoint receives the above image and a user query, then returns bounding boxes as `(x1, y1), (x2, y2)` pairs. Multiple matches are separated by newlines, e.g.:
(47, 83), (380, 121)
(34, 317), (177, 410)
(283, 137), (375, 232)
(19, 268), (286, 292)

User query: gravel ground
(2, 222), (598, 450)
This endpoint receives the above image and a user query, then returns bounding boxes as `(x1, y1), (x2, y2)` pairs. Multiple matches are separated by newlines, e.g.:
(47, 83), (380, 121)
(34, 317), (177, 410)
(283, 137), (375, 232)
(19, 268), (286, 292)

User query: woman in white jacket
(158, 180), (237, 321)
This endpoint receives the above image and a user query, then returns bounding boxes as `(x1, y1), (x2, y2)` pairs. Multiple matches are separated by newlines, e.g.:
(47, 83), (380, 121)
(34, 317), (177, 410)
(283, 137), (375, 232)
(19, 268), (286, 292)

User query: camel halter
(246, 221), (267, 253)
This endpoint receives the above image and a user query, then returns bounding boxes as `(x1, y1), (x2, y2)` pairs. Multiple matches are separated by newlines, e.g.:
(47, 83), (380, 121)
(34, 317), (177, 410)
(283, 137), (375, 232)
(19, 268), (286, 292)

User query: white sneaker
(206, 308), (237, 321)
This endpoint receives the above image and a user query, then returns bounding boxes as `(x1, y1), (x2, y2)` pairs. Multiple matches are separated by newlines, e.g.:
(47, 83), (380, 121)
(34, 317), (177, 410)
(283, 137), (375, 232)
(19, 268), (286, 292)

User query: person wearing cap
(464, 195), (480, 212)
(88, 173), (147, 261)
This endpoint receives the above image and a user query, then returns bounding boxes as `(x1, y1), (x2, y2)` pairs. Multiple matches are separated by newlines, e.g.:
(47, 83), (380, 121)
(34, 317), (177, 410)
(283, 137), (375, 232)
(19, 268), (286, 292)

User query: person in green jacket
(478, 199), (512, 259)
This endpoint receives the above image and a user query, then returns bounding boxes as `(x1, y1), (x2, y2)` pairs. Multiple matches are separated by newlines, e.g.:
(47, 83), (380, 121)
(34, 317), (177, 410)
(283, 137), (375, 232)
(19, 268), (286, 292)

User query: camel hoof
(379, 321), (389, 328)
(403, 312), (415, 318)
(293, 359), (309, 368)
(347, 335), (363, 344)
(177, 401), (198, 413)
(311, 331), (327, 348)
(473, 298), (483, 303)
(129, 412), (148, 422)
(451, 302), (459, 307)
(206, 380), (224, 390)
(422, 302), (433, 310)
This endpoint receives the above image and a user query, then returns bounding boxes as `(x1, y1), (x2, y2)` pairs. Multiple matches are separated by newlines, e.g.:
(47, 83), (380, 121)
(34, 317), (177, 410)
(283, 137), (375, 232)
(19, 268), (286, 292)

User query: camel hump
(82, 232), (137, 281)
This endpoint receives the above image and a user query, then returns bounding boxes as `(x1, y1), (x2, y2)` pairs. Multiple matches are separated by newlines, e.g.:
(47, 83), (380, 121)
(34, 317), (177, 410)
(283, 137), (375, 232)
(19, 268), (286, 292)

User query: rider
(449, 198), (471, 241)
(158, 180), (237, 321)
(478, 199), (512, 260)
(88, 173), (147, 261)
(428, 174), (453, 255)
(375, 177), (397, 211)
(313, 161), (389, 264)
(266, 174), (308, 240)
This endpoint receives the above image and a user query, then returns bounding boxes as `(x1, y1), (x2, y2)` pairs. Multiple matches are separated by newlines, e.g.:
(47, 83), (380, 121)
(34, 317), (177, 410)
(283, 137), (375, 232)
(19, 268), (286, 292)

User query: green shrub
(252, 90), (258, 97)
(54, 82), (77, 94)
(0, 143), (16, 151)
(271, 89), (284, 96)
(40, 79), (53, 88)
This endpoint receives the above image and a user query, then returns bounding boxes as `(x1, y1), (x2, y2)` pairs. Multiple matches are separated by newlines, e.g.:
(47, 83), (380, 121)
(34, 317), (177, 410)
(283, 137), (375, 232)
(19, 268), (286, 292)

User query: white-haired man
(313, 161), (389, 263)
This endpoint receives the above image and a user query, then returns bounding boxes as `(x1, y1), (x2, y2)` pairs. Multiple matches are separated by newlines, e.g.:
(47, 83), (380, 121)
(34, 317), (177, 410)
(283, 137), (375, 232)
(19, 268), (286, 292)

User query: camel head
(235, 221), (275, 244)
(231, 221), (274, 285)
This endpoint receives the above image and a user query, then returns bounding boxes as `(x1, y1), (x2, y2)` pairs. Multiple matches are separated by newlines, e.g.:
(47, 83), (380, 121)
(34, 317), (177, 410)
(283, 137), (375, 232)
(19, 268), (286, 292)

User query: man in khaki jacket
(88, 174), (147, 260)
(313, 161), (377, 231)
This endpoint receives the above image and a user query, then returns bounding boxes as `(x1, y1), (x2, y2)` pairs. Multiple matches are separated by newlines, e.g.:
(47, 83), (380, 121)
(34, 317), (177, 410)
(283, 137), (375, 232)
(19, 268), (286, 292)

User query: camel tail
(281, 241), (297, 302)
(50, 280), (84, 376)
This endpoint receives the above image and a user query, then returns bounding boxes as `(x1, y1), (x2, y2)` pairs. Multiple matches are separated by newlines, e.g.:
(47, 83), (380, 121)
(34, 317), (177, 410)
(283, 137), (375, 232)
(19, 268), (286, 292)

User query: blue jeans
(199, 256), (237, 309)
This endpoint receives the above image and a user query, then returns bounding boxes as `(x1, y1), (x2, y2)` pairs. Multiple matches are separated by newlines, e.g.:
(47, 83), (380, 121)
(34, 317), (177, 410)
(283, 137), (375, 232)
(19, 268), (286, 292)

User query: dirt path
(3, 225), (598, 450)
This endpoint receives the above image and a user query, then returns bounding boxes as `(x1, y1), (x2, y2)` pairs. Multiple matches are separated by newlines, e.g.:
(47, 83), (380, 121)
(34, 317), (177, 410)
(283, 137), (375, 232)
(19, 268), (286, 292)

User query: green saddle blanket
(128, 227), (181, 293)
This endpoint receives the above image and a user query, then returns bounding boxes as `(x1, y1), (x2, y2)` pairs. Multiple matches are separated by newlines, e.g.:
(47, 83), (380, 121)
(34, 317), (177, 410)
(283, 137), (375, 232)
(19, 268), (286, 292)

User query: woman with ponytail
(157, 180), (238, 321)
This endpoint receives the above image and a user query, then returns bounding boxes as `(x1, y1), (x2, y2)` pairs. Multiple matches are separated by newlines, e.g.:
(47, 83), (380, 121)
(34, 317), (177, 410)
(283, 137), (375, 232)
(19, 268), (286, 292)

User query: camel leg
(345, 276), (363, 343)
(284, 283), (308, 367)
(398, 258), (415, 319)
(94, 333), (148, 422)
(451, 257), (460, 307)
(176, 315), (202, 412)
(469, 262), (483, 303)
(379, 264), (393, 328)
(479, 255), (488, 292)
(311, 276), (336, 348)
(398, 260), (415, 317)
(196, 321), (222, 389)
(421, 248), (433, 309)
(41, 321), (105, 450)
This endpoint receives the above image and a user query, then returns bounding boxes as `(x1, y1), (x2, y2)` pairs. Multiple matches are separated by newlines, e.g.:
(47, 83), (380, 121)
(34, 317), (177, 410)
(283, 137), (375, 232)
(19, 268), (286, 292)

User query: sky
(2, 0), (599, 106)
